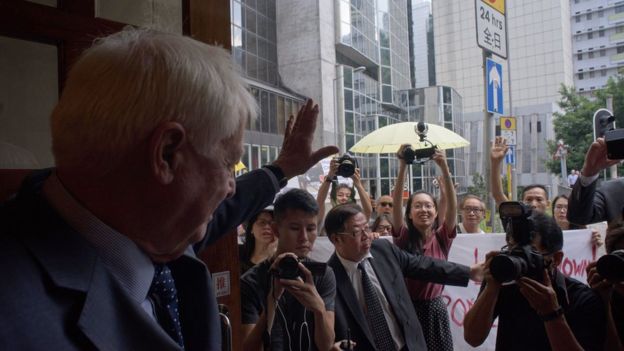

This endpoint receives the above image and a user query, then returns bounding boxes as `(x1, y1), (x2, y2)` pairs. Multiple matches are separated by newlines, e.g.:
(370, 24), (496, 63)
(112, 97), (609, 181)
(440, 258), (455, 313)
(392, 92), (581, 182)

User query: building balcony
(610, 52), (624, 62)
(610, 32), (624, 42)
(609, 12), (624, 22)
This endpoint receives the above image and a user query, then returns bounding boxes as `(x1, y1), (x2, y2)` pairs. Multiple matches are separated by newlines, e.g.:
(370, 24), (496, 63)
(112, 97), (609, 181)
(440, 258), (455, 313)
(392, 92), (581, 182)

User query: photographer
(464, 210), (606, 351)
(316, 156), (372, 226)
(391, 144), (459, 351)
(241, 189), (335, 351)
(586, 218), (624, 351)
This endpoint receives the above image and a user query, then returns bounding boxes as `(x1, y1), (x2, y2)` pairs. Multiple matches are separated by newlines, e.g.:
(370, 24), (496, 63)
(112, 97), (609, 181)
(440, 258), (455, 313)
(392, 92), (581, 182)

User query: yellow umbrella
(349, 122), (469, 154)
(234, 161), (247, 172)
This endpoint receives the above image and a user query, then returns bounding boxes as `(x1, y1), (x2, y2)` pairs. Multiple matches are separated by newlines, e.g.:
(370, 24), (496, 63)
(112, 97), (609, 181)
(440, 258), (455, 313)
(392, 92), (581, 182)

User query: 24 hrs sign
(475, 0), (508, 58)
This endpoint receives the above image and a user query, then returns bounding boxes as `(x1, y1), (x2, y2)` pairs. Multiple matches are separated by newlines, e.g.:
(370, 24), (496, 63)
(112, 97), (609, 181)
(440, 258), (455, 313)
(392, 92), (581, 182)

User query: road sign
(500, 116), (516, 131)
(484, 0), (505, 14)
(486, 58), (503, 114)
(475, 0), (508, 59)
(505, 144), (515, 165)
(501, 130), (516, 145)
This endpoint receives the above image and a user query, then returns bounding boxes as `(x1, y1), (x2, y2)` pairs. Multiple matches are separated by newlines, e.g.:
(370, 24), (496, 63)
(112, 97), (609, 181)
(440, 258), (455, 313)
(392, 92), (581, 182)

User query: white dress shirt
(336, 252), (405, 351)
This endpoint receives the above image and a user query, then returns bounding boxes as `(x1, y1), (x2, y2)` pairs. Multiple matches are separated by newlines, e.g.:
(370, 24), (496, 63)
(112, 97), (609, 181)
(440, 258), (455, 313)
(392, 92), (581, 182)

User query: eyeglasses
(462, 207), (484, 214)
(554, 205), (568, 212)
(337, 226), (371, 238)
(412, 203), (435, 211)
(379, 202), (393, 207)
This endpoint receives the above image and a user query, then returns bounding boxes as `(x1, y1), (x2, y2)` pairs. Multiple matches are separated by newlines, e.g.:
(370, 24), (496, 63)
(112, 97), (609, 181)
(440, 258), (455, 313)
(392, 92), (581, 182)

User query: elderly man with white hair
(0, 28), (336, 350)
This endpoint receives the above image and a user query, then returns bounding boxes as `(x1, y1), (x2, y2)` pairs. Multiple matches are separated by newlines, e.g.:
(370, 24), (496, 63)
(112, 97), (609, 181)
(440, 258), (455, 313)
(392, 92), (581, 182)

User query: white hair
(51, 27), (257, 172)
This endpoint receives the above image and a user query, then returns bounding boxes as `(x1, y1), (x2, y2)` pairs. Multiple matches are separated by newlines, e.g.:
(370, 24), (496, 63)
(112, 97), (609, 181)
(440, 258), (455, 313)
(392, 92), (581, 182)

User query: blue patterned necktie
(150, 263), (185, 349)
(358, 261), (395, 351)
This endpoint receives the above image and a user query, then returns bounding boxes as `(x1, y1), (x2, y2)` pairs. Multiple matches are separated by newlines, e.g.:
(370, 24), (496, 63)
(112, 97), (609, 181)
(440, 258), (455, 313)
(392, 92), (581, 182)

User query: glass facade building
(231, 0), (305, 173)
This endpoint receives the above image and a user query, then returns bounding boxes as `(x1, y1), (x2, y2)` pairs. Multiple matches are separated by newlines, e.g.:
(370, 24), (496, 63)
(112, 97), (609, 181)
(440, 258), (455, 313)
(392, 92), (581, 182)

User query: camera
(489, 202), (546, 283)
(605, 129), (624, 160)
(403, 145), (437, 165)
(273, 256), (327, 280)
(402, 122), (438, 164)
(596, 249), (624, 282)
(335, 154), (359, 178)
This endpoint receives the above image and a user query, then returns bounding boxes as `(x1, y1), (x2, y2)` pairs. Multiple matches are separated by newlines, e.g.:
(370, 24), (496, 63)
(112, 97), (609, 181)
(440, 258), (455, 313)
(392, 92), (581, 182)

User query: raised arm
(568, 138), (621, 225)
(433, 150), (457, 231)
(490, 136), (509, 207)
(352, 168), (373, 220)
(392, 145), (410, 232)
(317, 159), (338, 226)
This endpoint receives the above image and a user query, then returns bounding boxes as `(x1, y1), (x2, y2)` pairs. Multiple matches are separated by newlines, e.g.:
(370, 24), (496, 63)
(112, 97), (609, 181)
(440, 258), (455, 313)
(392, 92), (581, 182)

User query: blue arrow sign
(486, 58), (503, 114)
(505, 144), (515, 165)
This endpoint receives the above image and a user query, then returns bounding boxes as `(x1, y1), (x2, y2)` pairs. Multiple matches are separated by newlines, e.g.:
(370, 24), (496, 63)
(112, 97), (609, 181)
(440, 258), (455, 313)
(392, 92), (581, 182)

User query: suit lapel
(78, 262), (180, 351)
(328, 254), (376, 348)
(170, 254), (216, 351)
(19, 191), (180, 351)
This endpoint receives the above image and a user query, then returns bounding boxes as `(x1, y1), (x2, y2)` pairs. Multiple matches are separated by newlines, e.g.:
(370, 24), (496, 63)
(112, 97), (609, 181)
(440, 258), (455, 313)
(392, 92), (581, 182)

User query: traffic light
(593, 108), (616, 140)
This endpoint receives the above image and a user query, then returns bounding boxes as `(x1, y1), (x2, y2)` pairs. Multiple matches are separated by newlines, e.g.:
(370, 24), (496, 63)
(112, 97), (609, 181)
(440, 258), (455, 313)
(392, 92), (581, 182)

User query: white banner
(309, 229), (602, 350)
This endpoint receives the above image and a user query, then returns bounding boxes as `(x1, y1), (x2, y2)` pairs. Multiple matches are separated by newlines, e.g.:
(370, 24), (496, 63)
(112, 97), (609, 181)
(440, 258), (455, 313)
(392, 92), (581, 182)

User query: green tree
(548, 75), (624, 176)
(466, 172), (488, 200)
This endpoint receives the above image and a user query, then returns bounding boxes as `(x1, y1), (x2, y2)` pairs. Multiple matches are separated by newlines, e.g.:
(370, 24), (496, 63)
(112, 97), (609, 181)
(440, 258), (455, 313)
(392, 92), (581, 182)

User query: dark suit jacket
(328, 239), (470, 351)
(0, 168), (278, 350)
(568, 177), (624, 225)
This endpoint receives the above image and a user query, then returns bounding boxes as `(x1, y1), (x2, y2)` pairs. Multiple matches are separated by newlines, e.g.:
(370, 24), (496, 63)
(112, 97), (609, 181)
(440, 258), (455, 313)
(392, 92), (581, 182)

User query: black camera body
(490, 201), (546, 283)
(403, 122), (438, 165)
(403, 145), (437, 165)
(335, 154), (359, 178)
(596, 249), (624, 282)
(273, 256), (327, 280)
(490, 245), (545, 283)
(605, 129), (624, 160)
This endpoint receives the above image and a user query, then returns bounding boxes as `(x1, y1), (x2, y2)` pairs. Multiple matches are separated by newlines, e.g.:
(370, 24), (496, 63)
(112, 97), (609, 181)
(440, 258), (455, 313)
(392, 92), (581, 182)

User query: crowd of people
(1, 28), (622, 351)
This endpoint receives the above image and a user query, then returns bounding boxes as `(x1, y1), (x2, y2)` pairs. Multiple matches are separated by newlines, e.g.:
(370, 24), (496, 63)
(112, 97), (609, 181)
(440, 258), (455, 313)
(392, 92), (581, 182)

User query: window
(576, 34), (584, 41)
(578, 53), (583, 60)
(601, 49), (606, 56)
(618, 46), (624, 54)
(590, 71), (595, 78)
(601, 70), (607, 76)
(617, 26), (624, 34)
(599, 30), (605, 37)
(579, 73), (584, 79)
(587, 13), (592, 20)
(588, 32), (593, 39)
(576, 15), (581, 23)
(598, 10), (604, 17)
(616, 5), (624, 14)
(589, 51), (595, 58)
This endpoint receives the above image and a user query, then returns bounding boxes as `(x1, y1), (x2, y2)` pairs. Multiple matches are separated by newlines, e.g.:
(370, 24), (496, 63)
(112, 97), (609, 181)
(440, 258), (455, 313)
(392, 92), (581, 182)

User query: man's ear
(150, 122), (186, 185)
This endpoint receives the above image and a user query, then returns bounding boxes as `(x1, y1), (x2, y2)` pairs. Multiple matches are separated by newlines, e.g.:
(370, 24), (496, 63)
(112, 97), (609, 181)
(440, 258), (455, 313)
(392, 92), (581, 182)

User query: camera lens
(490, 254), (527, 283)
(277, 256), (300, 280)
(596, 250), (624, 282)
(336, 154), (357, 177)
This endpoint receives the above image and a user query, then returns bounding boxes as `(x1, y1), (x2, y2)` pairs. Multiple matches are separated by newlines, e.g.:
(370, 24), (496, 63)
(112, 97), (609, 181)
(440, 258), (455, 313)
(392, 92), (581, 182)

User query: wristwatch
(263, 164), (288, 188)
(540, 306), (564, 322)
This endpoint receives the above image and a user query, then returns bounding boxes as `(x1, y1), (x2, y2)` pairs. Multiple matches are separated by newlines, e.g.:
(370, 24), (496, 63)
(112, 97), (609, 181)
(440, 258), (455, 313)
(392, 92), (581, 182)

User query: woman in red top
(391, 144), (457, 351)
